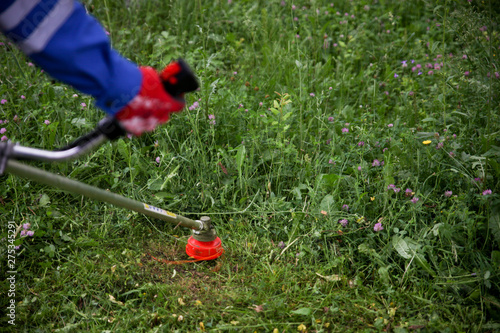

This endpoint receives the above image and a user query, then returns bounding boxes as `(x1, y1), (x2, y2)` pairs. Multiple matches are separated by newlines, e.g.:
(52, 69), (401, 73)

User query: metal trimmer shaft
(5, 160), (206, 232)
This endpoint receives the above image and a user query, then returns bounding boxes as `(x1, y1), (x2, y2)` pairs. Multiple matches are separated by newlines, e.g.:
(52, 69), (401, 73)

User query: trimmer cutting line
(0, 60), (224, 261)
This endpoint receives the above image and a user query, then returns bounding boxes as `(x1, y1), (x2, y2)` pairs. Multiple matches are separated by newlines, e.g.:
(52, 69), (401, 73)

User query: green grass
(1, 0), (500, 332)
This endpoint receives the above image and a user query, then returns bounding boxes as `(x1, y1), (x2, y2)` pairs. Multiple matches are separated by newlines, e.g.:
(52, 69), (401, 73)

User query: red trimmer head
(186, 236), (224, 260)
(185, 216), (224, 260)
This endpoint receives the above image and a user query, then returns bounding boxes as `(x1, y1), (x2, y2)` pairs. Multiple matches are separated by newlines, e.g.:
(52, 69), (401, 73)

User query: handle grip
(57, 117), (124, 151)
(160, 58), (199, 97)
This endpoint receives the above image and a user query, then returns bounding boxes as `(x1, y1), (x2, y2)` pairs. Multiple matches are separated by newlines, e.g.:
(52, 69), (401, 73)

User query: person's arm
(0, 0), (141, 114)
(0, 0), (191, 135)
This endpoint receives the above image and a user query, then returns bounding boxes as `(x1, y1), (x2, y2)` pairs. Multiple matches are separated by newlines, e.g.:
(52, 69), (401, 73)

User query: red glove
(115, 63), (186, 136)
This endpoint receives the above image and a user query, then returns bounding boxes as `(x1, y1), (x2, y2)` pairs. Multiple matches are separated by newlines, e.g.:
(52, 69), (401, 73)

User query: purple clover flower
(482, 189), (492, 196)
(373, 222), (383, 232)
(188, 101), (200, 111)
(339, 219), (348, 227)
(387, 184), (401, 193)
(208, 114), (216, 125)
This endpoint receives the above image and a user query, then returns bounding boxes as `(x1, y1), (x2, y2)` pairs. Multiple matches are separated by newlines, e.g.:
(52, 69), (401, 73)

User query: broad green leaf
(421, 117), (436, 123)
(322, 173), (342, 187)
(378, 266), (391, 284)
(392, 235), (412, 259)
(147, 179), (164, 191)
(39, 193), (50, 207)
(71, 118), (87, 127)
(291, 307), (311, 316)
(282, 112), (293, 121)
(319, 194), (335, 212)
(431, 223), (443, 236)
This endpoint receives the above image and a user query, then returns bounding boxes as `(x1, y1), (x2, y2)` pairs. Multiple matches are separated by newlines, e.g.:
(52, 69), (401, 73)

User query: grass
(1, 0), (499, 332)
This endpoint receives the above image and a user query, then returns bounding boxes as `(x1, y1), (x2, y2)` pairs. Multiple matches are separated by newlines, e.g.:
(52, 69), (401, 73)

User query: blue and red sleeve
(0, 0), (142, 114)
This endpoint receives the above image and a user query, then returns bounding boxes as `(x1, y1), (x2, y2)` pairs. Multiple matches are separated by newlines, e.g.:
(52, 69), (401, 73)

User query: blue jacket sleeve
(0, 0), (142, 114)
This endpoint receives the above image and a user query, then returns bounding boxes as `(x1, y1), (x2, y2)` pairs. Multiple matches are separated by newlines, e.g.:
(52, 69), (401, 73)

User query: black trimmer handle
(160, 58), (199, 97)
(58, 117), (125, 150)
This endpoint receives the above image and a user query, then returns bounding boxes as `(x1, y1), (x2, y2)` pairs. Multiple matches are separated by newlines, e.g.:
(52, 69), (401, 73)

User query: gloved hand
(115, 60), (197, 136)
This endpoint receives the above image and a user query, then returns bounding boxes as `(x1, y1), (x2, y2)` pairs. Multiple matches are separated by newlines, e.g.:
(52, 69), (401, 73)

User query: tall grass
(0, 0), (499, 331)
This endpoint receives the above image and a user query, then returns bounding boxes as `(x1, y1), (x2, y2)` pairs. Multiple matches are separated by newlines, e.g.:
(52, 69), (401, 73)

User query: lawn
(1, 0), (499, 332)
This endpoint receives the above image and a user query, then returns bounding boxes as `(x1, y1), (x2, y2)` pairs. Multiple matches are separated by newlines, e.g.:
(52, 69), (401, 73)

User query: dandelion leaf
(392, 235), (412, 259)
(319, 194), (335, 213)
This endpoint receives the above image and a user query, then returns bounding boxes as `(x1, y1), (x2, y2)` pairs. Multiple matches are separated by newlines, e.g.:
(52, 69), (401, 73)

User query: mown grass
(1, 0), (499, 332)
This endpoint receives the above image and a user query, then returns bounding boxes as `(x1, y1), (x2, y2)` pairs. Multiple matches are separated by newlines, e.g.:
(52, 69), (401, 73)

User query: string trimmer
(0, 60), (224, 261)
